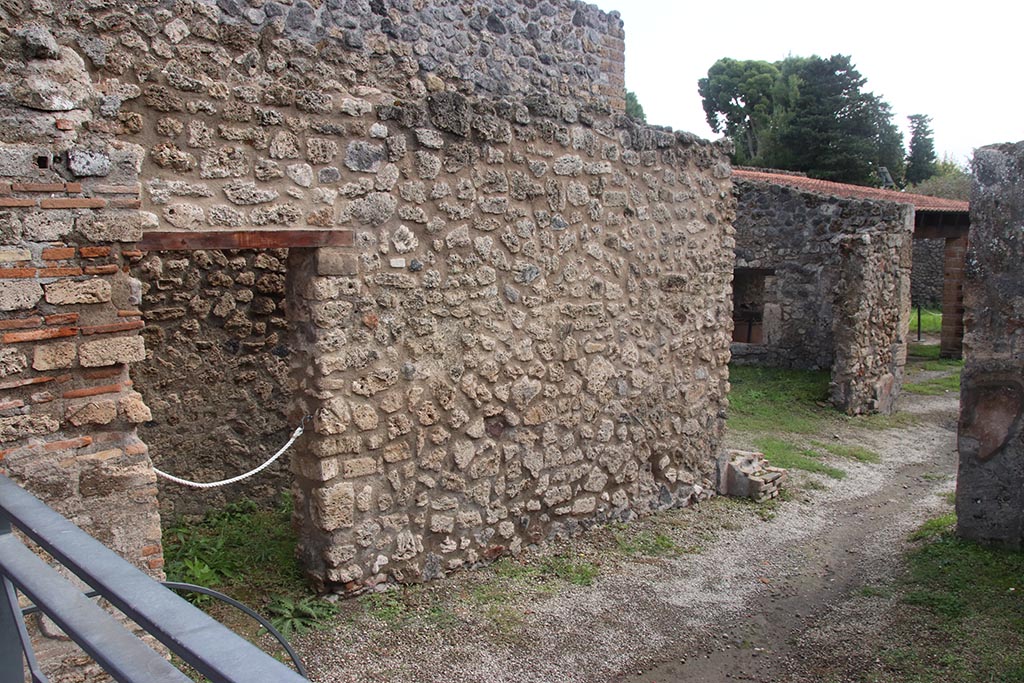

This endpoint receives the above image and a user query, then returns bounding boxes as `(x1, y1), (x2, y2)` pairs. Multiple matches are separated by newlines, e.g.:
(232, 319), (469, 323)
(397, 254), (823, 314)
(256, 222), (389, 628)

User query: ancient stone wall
(0, 0), (738, 600)
(733, 179), (913, 414)
(0, 27), (161, 568)
(283, 118), (735, 591)
(911, 237), (944, 308)
(132, 247), (294, 519)
(956, 141), (1024, 549)
(0, 27), (162, 681)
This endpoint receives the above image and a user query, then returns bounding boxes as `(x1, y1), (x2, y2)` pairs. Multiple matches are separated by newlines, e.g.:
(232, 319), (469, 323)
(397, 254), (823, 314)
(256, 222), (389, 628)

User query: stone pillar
(939, 235), (967, 358)
(0, 27), (161, 682)
(286, 246), (370, 592)
(955, 142), (1024, 549)
(0, 27), (160, 570)
(829, 206), (914, 415)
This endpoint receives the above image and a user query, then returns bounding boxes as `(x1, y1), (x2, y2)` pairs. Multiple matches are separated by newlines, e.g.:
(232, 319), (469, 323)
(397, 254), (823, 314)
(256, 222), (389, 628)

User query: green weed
(855, 411), (921, 431)
(264, 595), (338, 637)
(163, 495), (307, 612)
(909, 512), (956, 541)
(908, 308), (943, 335)
(612, 528), (680, 556)
(755, 436), (846, 479)
(903, 373), (961, 396)
(881, 520), (1024, 681)
(907, 343), (941, 359)
(727, 365), (833, 434)
(814, 441), (881, 464)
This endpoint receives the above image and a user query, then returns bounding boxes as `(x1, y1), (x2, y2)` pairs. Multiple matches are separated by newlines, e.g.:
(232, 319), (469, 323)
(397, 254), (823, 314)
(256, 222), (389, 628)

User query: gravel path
(296, 389), (960, 683)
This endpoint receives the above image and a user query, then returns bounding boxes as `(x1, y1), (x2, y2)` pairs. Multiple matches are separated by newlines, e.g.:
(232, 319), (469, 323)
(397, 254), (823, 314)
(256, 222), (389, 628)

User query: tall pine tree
(698, 54), (905, 186)
(905, 114), (938, 185)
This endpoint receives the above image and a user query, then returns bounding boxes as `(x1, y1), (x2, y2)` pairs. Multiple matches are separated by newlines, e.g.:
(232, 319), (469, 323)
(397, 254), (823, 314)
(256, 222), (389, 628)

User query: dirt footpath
(299, 390), (960, 683)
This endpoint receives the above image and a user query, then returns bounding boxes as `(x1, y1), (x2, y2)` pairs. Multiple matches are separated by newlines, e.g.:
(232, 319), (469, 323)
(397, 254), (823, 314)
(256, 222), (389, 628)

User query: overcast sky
(588, 0), (1022, 165)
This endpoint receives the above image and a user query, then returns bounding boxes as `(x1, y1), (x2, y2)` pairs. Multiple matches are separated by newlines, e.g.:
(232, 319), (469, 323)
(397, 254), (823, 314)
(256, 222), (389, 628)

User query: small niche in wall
(732, 268), (774, 344)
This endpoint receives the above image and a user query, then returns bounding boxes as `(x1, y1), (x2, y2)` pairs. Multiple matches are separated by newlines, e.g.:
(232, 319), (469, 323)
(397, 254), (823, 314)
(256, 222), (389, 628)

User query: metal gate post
(0, 513), (26, 683)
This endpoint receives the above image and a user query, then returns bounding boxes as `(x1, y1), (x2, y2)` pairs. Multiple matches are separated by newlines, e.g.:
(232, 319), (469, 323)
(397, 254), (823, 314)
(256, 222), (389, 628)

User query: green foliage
(909, 155), (972, 200)
(903, 373), (961, 396)
(908, 308), (942, 334)
(625, 90), (646, 123)
(755, 436), (846, 479)
(540, 555), (599, 586)
(727, 365), (833, 433)
(907, 342), (941, 360)
(909, 512), (956, 541)
(905, 114), (938, 185)
(264, 596), (338, 638)
(612, 528), (680, 556)
(697, 58), (787, 164)
(699, 53), (905, 186)
(815, 441), (881, 464)
(883, 523), (1024, 681)
(163, 496), (306, 608)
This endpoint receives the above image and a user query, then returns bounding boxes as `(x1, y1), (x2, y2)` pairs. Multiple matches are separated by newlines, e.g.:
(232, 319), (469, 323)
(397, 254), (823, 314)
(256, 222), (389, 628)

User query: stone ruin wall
(733, 179), (912, 415)
(0, 23), (163, 578)
(103, 0), (630, 519)
(911, 237), (944, 308)
(284, 122), (734, 590)
(956, 141), (1024, 549)
(0, 0), (737, 596)
(133, 247), (293, 519)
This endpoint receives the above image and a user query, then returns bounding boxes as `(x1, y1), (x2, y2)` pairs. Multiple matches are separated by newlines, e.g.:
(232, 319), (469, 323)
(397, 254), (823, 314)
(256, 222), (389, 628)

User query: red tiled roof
(732, 169), (969, 213)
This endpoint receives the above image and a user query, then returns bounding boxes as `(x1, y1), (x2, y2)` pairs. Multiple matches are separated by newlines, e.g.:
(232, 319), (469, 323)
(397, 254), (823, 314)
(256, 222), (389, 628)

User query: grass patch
(907, 343), (941, 360)
(814, 441), (881, 464)
(162, 495), (340, 652)
(908, 308), (942, 334)
(909, 512), (957, 541)
(879, 520), (1024, 681)
(903, 373), (961, 396)
(728, 365), (833, 434)
(163, 497), (306, 606)
(855, 410), (921, 431)
(612, 528), (680, 556)
(755, 436), (846, 479)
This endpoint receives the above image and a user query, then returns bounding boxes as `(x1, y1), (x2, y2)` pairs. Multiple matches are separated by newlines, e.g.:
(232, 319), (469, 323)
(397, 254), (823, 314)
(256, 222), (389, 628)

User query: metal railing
(0, 473), (309, 683)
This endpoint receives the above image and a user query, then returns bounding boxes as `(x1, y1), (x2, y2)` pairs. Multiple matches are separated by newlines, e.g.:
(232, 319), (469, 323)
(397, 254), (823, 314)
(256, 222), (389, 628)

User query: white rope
(152, 417), (310, 489)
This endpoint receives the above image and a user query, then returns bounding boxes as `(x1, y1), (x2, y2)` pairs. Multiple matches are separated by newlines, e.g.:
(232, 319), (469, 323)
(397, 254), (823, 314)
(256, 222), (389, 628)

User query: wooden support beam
(914, 211), (970, 240)
(138, 230), (354, 251)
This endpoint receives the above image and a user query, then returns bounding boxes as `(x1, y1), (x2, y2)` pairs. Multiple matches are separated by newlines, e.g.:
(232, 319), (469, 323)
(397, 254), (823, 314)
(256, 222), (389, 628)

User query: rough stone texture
(132, 249), (295, 519)
(0, 0), (734, 605)
(0, 23), (162, 682)
(284, 115), (735, 593)
(911, 237), (944, 308)
(955, 141), (1024, 549)
(733, 179), (913, 415)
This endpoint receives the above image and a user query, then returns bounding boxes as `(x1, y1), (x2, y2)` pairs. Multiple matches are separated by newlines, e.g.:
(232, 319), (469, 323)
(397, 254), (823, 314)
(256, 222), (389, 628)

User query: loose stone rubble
(716, 449), (785, 502)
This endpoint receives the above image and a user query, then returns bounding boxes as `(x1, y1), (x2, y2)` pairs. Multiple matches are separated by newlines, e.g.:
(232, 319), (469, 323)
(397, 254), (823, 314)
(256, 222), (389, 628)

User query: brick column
(939, 235), (967, 358)
(0, 31), (161, 572)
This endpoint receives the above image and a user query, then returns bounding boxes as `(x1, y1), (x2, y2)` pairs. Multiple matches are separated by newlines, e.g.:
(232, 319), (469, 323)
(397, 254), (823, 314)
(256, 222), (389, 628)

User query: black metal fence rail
(0, 473), (309, 683)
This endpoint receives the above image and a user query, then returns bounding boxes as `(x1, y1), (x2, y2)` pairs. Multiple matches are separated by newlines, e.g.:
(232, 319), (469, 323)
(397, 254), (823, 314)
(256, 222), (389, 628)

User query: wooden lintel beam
(138, 230), (354, 251)
(913, 212), (970, 240)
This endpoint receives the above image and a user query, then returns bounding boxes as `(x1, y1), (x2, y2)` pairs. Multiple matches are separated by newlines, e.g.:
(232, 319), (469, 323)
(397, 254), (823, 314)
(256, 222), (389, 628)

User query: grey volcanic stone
(68, 149), (112, 176)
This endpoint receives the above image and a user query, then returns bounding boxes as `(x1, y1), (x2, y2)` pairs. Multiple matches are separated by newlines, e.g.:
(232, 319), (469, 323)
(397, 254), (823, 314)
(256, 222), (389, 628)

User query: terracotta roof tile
(732, 169), (969, 213)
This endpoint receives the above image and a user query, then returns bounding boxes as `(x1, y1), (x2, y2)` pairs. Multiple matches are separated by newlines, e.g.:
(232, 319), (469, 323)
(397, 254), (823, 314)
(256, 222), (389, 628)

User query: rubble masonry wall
(1, 0), (737, 596)
(733, 179), (912, 415)
(911, 237), (943, 308)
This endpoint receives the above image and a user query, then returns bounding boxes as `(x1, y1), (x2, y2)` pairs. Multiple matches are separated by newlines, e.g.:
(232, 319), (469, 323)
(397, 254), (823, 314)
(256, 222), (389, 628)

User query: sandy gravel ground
(296, 388), (960, 683)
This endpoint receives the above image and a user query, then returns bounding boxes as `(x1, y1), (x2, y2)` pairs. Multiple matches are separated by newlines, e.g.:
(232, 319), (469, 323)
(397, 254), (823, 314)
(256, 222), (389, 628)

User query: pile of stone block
(716, 450), (786, 502)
